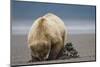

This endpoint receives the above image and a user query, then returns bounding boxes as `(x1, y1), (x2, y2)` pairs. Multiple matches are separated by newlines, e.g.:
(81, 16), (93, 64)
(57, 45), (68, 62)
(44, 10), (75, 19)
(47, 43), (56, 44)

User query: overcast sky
(11, 0), (96, 34)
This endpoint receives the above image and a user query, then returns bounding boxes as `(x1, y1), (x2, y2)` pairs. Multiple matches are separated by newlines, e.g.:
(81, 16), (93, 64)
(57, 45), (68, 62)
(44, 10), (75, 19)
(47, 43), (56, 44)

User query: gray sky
(11, 0), (96, 34)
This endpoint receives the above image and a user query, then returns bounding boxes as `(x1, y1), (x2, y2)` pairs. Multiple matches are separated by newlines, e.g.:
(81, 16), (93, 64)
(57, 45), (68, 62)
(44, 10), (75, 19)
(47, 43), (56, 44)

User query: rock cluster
(58, 42), (79, 59)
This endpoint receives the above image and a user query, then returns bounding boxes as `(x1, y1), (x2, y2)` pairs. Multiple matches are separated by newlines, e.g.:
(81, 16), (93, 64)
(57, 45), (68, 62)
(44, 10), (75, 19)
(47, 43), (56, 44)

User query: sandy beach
(11, 33), (96, 66)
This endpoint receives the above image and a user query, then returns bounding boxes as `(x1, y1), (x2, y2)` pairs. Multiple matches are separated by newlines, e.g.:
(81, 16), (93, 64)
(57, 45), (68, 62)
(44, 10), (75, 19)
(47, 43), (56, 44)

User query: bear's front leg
(48, 41), (63, 60)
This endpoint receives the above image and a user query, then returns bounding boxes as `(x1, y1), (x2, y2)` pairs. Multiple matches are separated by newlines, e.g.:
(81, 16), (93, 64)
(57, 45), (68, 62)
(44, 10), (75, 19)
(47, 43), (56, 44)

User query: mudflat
(11, 33), (95, 66)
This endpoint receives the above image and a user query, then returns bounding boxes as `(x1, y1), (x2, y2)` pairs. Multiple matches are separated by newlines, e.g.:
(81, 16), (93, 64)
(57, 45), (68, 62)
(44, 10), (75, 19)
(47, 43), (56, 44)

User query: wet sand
(11, 33), (96, 66)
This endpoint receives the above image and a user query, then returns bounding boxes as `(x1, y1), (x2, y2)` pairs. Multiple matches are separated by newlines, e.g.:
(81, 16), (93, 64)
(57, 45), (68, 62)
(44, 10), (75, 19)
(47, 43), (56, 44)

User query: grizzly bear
(27, 13), (68, 61)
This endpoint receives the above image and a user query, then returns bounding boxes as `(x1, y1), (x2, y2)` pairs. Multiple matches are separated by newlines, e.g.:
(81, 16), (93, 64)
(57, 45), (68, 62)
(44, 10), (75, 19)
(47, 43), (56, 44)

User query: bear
(27, 13), (68, 61)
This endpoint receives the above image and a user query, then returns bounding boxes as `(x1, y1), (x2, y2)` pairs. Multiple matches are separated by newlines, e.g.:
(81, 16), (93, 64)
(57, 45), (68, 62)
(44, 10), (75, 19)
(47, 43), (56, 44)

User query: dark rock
(64, 42), (74, 51)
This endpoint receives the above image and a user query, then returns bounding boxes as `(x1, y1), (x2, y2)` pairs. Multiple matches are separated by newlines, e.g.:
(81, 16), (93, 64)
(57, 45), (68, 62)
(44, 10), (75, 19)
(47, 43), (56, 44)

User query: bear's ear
(40, 18), (45, 22)
(38, 18), (47, 27)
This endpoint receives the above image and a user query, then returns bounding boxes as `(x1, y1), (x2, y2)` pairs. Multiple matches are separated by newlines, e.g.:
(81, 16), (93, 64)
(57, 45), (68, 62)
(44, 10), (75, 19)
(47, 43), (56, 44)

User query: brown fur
(28, 13), (67, 61)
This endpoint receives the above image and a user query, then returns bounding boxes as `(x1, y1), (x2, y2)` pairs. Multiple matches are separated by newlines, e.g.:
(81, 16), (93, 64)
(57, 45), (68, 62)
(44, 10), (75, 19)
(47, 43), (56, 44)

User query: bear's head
(30, 41), (51, 61)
